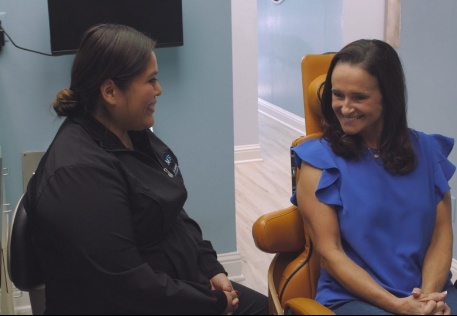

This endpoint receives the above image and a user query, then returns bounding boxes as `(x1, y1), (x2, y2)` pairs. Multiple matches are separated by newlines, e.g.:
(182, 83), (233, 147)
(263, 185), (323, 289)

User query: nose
(340, 98), (354, 115)
(155, 81), (163, 96)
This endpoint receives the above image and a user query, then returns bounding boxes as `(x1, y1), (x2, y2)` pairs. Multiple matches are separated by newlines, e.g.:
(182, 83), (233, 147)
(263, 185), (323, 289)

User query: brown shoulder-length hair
(320, 39), (416, 174)
(52, 23), (156, 118)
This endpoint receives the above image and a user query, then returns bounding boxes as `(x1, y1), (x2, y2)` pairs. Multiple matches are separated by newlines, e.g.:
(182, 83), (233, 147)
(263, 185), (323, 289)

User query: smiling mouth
(343, 115), (363, 122)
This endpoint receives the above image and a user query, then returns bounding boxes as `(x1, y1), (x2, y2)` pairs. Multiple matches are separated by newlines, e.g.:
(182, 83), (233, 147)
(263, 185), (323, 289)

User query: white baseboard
(218, 251), (245, 282)
(234, 144), (263, 164)
(234, 99), (304, 164)
(258, 98), (305, 135)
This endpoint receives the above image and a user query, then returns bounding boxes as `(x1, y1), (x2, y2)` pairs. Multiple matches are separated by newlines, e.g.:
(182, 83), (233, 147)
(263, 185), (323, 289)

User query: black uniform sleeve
(179, 210), (228, 279)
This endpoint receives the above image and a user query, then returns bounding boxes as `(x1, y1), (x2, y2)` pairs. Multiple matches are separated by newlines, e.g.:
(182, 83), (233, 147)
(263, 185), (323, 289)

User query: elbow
(315, 245), (345, 273)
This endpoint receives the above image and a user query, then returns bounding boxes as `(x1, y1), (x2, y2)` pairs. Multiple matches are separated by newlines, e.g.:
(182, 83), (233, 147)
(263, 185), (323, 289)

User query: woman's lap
(232, 281), (269, 315)
(330, 300), (394, 315)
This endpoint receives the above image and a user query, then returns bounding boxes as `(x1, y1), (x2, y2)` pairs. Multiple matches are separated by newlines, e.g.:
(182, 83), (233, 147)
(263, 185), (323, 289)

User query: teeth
(345, 116), (359, 121)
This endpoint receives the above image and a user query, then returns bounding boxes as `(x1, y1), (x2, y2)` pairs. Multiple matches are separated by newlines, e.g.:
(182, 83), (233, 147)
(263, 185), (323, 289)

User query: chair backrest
(7, 195), (46, 315)
(252, 53), (334, 315)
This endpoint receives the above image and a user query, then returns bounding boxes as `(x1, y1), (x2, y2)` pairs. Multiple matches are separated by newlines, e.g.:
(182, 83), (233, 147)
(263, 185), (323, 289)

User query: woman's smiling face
(117, 52), (162, 130)
(331, 63), (384, 148)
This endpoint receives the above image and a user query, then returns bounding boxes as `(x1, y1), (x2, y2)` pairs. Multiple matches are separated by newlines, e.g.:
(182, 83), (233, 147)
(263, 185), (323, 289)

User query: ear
(100, 79), (118, 106)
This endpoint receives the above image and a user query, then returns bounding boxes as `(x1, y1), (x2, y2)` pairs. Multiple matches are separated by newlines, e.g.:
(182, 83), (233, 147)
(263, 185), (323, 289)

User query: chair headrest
(301, 53), (334, 135)
(307, 74), (326, 125)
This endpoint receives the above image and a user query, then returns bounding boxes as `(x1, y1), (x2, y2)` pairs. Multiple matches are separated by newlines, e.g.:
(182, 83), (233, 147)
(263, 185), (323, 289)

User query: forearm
(422, 192), (453, 293)
(322, 251), (401, 313)
(421, 232), (453, 293)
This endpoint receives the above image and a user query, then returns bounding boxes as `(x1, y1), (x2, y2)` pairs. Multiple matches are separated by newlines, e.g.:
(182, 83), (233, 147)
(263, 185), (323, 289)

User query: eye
(353, 94), (367, 101)
(149, 77), (159, 84)
(332, 90), (344, 100)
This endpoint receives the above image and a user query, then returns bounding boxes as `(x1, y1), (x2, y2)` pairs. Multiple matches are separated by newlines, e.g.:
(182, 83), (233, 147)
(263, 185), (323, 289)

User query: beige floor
(235, 111), (303, 296)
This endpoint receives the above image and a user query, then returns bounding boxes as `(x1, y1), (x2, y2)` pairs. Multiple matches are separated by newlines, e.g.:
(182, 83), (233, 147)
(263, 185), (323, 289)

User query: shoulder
(410, 129), (454, 157)
(293, 136), (328, 153)
(292, 136), (337, 169)
(38, 119), (122, 183)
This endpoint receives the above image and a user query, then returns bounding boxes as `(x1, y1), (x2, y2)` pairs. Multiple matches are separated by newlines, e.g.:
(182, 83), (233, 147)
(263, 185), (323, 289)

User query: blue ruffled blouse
(290, 129), (456, 306)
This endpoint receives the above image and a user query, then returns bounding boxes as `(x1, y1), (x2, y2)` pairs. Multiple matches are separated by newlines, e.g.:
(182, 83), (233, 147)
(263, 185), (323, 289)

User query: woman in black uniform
(24, 23), (268, 315)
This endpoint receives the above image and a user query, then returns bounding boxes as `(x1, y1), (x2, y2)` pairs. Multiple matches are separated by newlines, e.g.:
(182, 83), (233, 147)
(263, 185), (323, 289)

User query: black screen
(47, 0), (183, 56)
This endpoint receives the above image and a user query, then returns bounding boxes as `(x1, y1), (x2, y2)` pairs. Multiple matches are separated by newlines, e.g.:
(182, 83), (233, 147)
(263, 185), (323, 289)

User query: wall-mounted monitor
(47, 0), (183, 56)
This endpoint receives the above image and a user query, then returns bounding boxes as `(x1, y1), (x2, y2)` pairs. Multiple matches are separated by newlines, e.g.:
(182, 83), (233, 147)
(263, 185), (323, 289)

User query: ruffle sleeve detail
(290, 138), (342, 208)
(429, 134), (456, 203)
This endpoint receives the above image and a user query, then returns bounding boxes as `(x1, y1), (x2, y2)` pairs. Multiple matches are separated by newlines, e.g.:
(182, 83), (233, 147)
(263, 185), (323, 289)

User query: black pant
(232, 282), (269, 315)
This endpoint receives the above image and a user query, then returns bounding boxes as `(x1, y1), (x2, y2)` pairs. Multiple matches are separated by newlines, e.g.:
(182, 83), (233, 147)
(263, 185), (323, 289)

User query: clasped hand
(407, 288), (450, 315)
(210, 273), (239, 315)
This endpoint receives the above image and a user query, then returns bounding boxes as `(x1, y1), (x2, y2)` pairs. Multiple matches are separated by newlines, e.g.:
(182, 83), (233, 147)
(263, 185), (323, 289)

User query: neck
(90, 109), (133, 150)
(364, 140), (379, 150)
(118, 133), (134, 150)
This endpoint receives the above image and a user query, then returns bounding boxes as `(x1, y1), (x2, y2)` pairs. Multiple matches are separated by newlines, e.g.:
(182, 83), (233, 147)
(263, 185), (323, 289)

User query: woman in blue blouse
(292, 39), (457, 315)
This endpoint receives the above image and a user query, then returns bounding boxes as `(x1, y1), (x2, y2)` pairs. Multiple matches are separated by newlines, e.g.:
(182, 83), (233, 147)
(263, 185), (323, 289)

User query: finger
(418, 291), (448, 302)
(423, 300), (438, 315)
(223, 283), (233, 292)
(412, 287), (422, 298)
(428, 300), (446, 315)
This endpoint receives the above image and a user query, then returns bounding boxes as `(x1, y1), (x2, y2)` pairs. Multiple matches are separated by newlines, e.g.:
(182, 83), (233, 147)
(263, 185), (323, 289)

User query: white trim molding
(234, 99), (305, 164)
(218, 252), (245, 282)
(385, 0), (401, 49)
(258, 98), (305, 135)
(234, 144), (263, 164)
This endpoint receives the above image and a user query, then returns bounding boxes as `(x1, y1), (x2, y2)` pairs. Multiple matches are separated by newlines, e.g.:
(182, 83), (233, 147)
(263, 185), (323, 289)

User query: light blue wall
(398, 0), (457, 255)
(0, 0), (236, 253)
(258, 0), (342, 117)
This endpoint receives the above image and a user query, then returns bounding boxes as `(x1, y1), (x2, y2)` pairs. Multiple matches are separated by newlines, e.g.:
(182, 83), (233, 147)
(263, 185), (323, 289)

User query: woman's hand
(400, 288), (450, 315)
(411, 288), (450, 315)
(210, 273), (239, 315)
(210, 273), (234, 292)
(222, 290), (239, 315)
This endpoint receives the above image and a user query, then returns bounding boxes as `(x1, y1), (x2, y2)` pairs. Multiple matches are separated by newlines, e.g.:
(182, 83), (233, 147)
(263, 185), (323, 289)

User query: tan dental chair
(252, 53), (335, 315)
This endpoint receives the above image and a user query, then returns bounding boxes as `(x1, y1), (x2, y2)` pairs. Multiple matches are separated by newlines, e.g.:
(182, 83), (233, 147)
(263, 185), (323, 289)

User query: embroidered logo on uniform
(163, 153), (173, 166)
(162, 152), (180, 176)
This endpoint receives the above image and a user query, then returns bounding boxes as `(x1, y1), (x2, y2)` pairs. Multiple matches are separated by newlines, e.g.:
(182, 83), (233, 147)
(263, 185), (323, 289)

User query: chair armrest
(285, 298), (334, 315)
(252, 206), (305, 253)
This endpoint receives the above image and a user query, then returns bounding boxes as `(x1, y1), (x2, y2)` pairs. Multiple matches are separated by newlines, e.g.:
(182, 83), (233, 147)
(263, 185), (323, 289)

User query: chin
(144, 116), (154, 129)
(341, 128), (360, 135)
